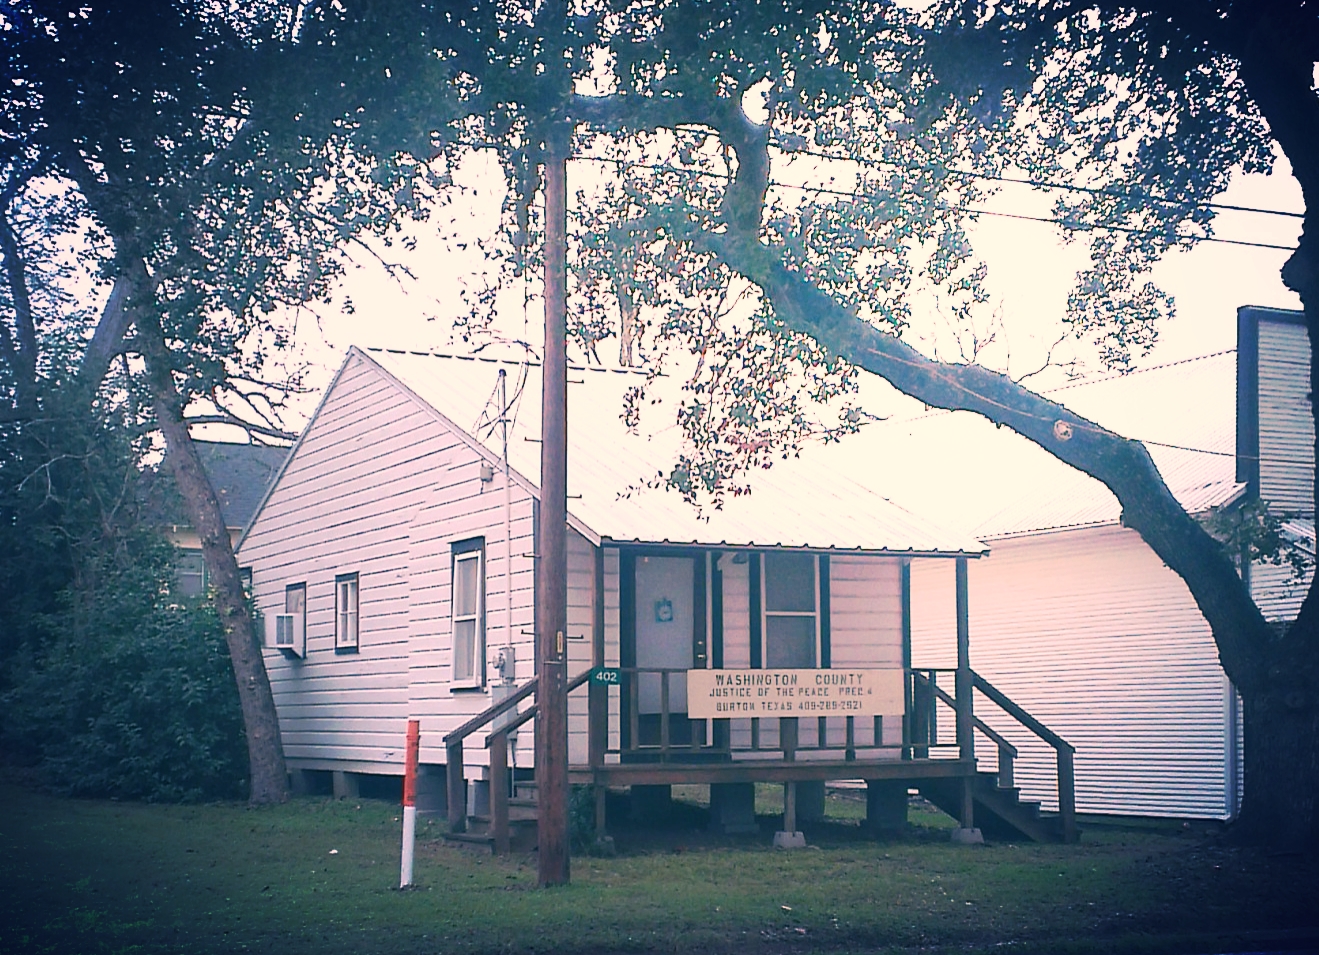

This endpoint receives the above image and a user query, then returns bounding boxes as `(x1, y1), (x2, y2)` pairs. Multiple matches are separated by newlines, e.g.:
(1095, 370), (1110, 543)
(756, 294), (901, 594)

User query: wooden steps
(443, 784), (539, 854)
(919, 771), (1075, 843)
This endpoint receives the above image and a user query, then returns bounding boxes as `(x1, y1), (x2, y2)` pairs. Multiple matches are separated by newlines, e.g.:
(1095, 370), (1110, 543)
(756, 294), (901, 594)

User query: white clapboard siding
(724, 554), (905, 752)
(242, 351), (544, 772)
(1251, 560), (1314, 623)
(912, 526), (1236, 819)
(567, 530), (598, 766)
(1258, 319), (1313, 515)
(721, 556), (757, 750)
(407, 479), (539, 769)
(828, 556), (904, 748)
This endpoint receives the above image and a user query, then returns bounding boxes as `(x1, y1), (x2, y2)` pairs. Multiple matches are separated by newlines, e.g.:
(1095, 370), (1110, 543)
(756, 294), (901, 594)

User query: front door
(628, 553), (705, 749)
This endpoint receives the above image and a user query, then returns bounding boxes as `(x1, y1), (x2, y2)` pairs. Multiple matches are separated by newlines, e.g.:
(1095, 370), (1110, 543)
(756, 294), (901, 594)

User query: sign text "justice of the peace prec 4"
(686, 669), (905, 719)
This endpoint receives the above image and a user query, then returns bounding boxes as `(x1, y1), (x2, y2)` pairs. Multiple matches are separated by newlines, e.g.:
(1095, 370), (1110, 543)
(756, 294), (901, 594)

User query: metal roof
(361, 347), (986, 557)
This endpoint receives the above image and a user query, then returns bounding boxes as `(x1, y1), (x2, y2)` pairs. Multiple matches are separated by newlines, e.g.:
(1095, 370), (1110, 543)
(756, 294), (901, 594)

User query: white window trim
(450, 541), (486, 689)
(760, 552), (820, 668)
(335, 573), (359, 652)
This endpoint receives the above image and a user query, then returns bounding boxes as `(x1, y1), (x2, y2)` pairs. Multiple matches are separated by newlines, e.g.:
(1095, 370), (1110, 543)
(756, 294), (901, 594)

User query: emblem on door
(654, 597), (674, 623)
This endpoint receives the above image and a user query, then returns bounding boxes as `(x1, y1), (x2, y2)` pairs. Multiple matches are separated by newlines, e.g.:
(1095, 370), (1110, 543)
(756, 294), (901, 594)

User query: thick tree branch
(702, 226), (1274, 692)
(76, 273), (136, 397)
(0, 169), (39, 412)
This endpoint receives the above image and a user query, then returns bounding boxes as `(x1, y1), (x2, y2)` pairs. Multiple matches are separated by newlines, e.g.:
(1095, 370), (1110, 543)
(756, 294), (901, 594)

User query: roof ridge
(364, 346), (660, 377)
(1042, 348), (1236, 395)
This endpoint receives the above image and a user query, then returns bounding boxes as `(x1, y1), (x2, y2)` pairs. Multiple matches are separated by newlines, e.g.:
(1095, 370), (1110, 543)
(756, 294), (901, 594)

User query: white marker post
(400, 719), (420, 888)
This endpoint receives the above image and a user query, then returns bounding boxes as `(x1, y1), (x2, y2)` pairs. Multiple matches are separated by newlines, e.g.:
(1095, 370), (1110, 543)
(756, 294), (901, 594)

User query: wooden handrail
(484, 667), (594, 748)
(971, 670), (1078, 843)
(443, 676), (539, 746)
(972, 672), (1074, 754)
(913, 671), (1019, 758)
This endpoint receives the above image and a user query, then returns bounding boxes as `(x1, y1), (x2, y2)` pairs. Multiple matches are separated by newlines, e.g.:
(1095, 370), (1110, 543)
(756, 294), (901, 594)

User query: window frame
(450, 538), (486, 689)
(175, 548), (206, 598)
(334, 572), (360, 653)
(277, 581), (307, 657)
(759, 552), (820, 669)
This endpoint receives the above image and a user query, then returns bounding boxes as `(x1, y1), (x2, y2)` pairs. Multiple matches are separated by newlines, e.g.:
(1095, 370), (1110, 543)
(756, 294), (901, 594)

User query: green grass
(2, 782), (1316, 955)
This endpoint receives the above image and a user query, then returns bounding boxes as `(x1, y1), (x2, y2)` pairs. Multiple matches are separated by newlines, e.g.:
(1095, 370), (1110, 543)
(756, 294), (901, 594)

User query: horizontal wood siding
(912, 527), (1234, 819)
(241, 351), (541, 773)
(567, 530), (597, 765)
(1257, 319), (1313, 515)
(1251, 560), (1313, 623)
(827, 556), (903, 747)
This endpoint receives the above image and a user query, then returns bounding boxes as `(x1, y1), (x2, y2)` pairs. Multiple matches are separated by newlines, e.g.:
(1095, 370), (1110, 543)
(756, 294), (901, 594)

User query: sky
(215, 139), (1305, 537)
(274, 145), (1303, 406)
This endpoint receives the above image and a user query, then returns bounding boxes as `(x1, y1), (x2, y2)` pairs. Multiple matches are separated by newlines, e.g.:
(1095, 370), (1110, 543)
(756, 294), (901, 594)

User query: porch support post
(951, 557), (983, 844)
(955, 556), (974, 766)
(773, 718), (805, 848)
(589, 546), (606, 770)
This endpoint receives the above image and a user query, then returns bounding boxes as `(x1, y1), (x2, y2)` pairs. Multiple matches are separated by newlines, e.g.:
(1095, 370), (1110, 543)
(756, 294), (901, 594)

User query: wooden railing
(909, 667), (1076, 842)
(442, 676), (538, 836)
(482, 668), (593, 854)
(973, 672), (1077, 843)
(605, 666), (898, 762)
(912, 669), (1019, 784)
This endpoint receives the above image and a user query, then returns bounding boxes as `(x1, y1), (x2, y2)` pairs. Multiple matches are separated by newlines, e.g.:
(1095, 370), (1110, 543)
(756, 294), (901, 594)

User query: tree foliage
(3, 0), (1317, 840)
(2, 536), (248, 803)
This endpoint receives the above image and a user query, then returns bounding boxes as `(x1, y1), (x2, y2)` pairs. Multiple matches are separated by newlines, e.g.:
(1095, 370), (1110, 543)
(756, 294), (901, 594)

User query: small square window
(335, 573), (359, 652)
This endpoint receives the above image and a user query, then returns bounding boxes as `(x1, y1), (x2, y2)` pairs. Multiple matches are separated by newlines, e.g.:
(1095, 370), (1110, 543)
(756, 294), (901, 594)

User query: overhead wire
(573, 154), (1301, 253)
(781, 143), (1306, 221)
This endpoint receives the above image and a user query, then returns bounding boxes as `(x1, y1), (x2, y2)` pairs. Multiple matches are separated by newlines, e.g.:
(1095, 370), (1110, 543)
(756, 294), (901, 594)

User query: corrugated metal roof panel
(362, 348), (986, 556)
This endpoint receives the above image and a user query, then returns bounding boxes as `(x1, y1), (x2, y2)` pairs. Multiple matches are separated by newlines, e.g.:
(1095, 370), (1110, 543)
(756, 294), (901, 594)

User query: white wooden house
(864, 305), (1310, 822)
(238, 346), (1082, 846)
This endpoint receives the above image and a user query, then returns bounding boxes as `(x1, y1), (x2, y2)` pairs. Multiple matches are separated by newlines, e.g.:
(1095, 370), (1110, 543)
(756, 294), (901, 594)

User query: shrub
(2, 543), (248, 802)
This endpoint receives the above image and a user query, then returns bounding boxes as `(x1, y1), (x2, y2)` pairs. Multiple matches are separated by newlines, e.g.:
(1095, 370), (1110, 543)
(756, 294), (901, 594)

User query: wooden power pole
(536, 116), (571, 887)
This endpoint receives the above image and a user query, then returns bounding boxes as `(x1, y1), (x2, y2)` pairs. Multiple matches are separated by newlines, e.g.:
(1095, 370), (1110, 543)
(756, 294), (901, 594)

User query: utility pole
(535, 11), (571, 884)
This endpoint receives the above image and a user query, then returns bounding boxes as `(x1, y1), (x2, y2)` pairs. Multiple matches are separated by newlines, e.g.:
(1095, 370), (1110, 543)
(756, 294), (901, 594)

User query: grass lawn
(2, 782), (1316, 955)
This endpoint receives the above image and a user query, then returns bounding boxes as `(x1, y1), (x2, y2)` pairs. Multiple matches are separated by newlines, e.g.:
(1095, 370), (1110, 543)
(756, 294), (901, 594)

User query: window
(762, 552), (818, 668)
(175, 550), (205, 597)
(451, 539), (485, 687)
(273, 582), (307, 657)
(335, 573), (359, 652)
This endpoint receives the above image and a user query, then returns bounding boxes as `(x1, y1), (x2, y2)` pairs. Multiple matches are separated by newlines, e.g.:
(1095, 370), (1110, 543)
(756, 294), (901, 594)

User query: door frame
(619, 545), (710, 751)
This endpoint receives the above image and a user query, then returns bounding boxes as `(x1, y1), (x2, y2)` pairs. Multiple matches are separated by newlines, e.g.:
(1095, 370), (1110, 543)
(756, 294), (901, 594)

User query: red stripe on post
(403, 719), (420, 808)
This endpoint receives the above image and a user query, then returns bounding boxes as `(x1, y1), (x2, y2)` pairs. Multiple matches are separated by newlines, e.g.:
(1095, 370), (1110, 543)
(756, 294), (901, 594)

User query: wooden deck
(445, 665), (1079, 851)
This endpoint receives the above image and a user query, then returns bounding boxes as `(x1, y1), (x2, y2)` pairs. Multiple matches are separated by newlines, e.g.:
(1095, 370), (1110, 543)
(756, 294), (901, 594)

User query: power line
(574, 154), (1300, 253)
(781, 143), (1306, 221)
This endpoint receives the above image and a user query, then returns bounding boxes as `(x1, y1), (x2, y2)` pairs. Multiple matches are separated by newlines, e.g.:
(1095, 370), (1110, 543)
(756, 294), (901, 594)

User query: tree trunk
(1229, 4), (1319, 849)
(1235, 635), (1319, 847)
(136, 311), (288, 805)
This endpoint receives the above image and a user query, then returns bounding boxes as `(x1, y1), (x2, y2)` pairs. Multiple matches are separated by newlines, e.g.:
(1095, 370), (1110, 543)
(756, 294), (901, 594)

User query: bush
(1, 544), (248, 802)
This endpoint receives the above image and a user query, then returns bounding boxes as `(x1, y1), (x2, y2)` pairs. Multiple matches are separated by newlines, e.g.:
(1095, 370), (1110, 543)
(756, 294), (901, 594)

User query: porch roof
(364, 348), (986, 557)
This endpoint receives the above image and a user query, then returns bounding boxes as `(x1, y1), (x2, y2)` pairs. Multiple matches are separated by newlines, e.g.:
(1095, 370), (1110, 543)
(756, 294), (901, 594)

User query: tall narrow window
(762, 552), (818, 668)
(451, 539), (485, 688)
(335, 573), (359, 652)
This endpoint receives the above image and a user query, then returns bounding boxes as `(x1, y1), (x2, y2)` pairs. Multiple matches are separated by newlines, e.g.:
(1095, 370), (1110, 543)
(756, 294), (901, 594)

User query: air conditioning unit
(267, 612), (305, 658)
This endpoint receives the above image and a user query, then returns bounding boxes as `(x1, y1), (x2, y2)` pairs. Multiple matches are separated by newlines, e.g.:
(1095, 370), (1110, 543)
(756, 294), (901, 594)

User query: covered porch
(444, 552), (1078, 852)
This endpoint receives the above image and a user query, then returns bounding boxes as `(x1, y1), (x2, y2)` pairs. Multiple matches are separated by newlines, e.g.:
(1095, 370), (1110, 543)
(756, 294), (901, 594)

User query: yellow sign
(686, 669), (905, 719)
